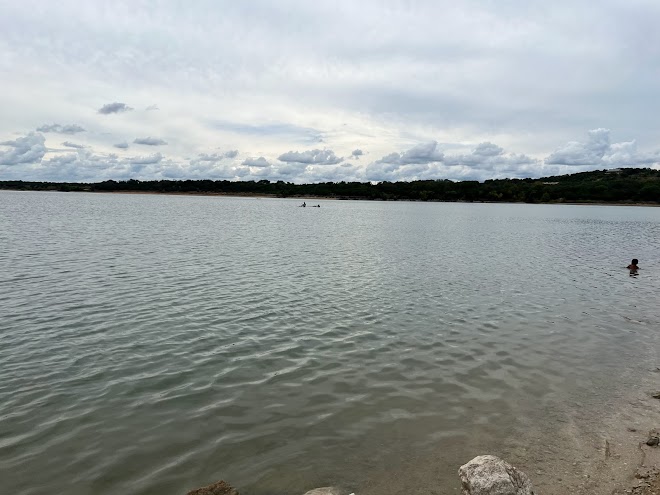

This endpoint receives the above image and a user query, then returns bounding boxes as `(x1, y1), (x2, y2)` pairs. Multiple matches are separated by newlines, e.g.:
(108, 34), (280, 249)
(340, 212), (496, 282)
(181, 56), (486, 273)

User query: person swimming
(627, 258), (639, 270)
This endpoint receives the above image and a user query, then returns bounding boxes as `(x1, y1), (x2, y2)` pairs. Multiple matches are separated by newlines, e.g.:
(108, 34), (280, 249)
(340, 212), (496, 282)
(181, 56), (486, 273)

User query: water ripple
(1, 193), (660, 495)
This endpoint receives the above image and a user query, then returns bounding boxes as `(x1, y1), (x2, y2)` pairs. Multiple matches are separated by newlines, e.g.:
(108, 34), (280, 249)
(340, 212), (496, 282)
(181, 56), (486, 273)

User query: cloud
(242, 156), (271, 167)
(372, 141), (445, 168)
(36, 124), (86, 134)
(473, 142), (504, 157)
(443, 142), (536, 170)
(39, 149), (132, 181)
(0, 132), (48, 165)
(209, 120), (324, 144)
(297, 162), (362, 183)
(62, 141), (85, 149)
(129, 153), (162, 165)
(145, 104), (159, 111)
(196, 150), (239, 162)
(4, 1), (660, 181)
(113, 142), (129, 149)
(271, 161), (307, 178)
(365, 140), (541, 182)
(98, 102), (133, 114)
(134, 137), (168, 146)
(545, 128), (660, 168)
(351, 149), (364, 159)
(545, 128), (612, 166)
(39, 149), (168, 181)
(277, 149), (342, 165)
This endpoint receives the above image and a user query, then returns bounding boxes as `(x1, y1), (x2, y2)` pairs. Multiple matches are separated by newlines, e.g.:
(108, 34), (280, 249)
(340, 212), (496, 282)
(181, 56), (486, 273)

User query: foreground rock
(303, 488), (344, 495)
(458, 455), (536, 495)
(186, 480), (238, 495)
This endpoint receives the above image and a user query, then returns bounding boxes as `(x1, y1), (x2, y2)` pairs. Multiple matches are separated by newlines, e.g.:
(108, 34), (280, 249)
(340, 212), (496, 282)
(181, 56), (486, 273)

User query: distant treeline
(2, 168), (660, 203)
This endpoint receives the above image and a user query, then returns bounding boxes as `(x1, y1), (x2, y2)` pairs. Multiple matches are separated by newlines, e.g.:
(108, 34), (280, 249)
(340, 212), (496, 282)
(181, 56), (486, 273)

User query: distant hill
(2, 167), (660, 204)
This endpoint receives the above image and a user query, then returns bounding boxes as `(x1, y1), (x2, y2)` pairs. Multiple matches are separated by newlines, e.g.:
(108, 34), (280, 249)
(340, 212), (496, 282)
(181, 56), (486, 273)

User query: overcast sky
(1, 0), (660, 183)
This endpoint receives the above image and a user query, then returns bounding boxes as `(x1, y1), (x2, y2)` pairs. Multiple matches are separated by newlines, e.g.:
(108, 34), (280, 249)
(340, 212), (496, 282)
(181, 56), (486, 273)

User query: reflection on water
(1, 192), (659, 495)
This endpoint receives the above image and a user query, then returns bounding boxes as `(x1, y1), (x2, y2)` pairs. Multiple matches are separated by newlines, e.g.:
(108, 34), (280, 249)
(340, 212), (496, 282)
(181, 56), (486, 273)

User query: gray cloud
(113, 142), (129, 149)
(164, 160), (244, 180)
(197, 151), (239, 162)
(129, 153), (162, 165)
(3, 1), (660, 177)
(242, 157), (271, 168)
(62, 141), (85, 149)
(277, 149), (342, 165)
(145, 104), (159, 111)
(98, 102), (133, 114)
(545, 129), (611, 166)
(39, 149), (139, 181)
(443, 143), (536, 170)
(373, 141), (445, 167)
(271, 161), (307, 178)
(134, 137), (168, 146)
(0, 132), (48, 165)
(366, 141), (540, 182)
(365, 160), (431, 182)
(36, 124), (86, 134)
(545, 128), (660, 168)
(351, 149), (364, 159)
(473, 142), (504, 157)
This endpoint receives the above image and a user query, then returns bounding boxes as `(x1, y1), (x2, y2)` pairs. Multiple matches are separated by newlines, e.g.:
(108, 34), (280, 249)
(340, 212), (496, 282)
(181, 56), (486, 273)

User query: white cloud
(2, 2), (660, 182)
(307, 163), (362, 182)
(545, 128), (660, 168)
(366, 140), (541, 181)
(0, 132), (47, 165)
(277, 149), (342, 165)
(444, 142), (537, 170)
(129, 153), (162, 165)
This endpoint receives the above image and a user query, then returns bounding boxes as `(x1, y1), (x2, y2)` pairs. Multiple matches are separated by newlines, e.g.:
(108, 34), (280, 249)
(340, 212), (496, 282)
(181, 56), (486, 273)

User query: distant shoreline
(2, 188), (659, 207)
(3, 168), (660, 205)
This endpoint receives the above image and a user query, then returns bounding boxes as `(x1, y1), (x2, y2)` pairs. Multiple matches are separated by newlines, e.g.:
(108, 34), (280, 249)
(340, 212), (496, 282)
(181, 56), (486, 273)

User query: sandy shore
(3, 187), (660, 206)
(527, 369), (660, 495)
(51, 189), (660, 207)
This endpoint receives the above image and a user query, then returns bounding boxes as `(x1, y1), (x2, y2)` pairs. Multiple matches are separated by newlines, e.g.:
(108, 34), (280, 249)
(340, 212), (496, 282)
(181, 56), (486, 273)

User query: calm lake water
(1, 191), (659, 495)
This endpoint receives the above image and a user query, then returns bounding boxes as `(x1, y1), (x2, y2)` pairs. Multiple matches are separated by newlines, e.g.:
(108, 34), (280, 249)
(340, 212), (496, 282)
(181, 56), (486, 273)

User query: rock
(458, 455), (536, 495)
(303, 488), (344, 495)
(651, 392), (660, 399)
(186, 480), (238, 495)
(646, 436), (660, 447)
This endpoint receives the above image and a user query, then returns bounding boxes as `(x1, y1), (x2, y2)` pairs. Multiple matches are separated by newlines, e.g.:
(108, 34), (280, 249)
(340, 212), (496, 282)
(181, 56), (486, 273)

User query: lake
(1, 191), (659, 495)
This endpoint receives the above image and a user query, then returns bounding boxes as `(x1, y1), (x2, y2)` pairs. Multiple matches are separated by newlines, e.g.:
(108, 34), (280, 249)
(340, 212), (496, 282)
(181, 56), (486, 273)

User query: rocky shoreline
(185, 381), (660, 495)
(186, 432), (660, 495)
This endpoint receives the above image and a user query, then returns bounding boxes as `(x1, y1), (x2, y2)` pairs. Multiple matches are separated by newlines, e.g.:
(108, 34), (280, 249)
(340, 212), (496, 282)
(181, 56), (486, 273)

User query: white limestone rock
(458, 455), (536, 495)
(302, 488), (344, 495)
